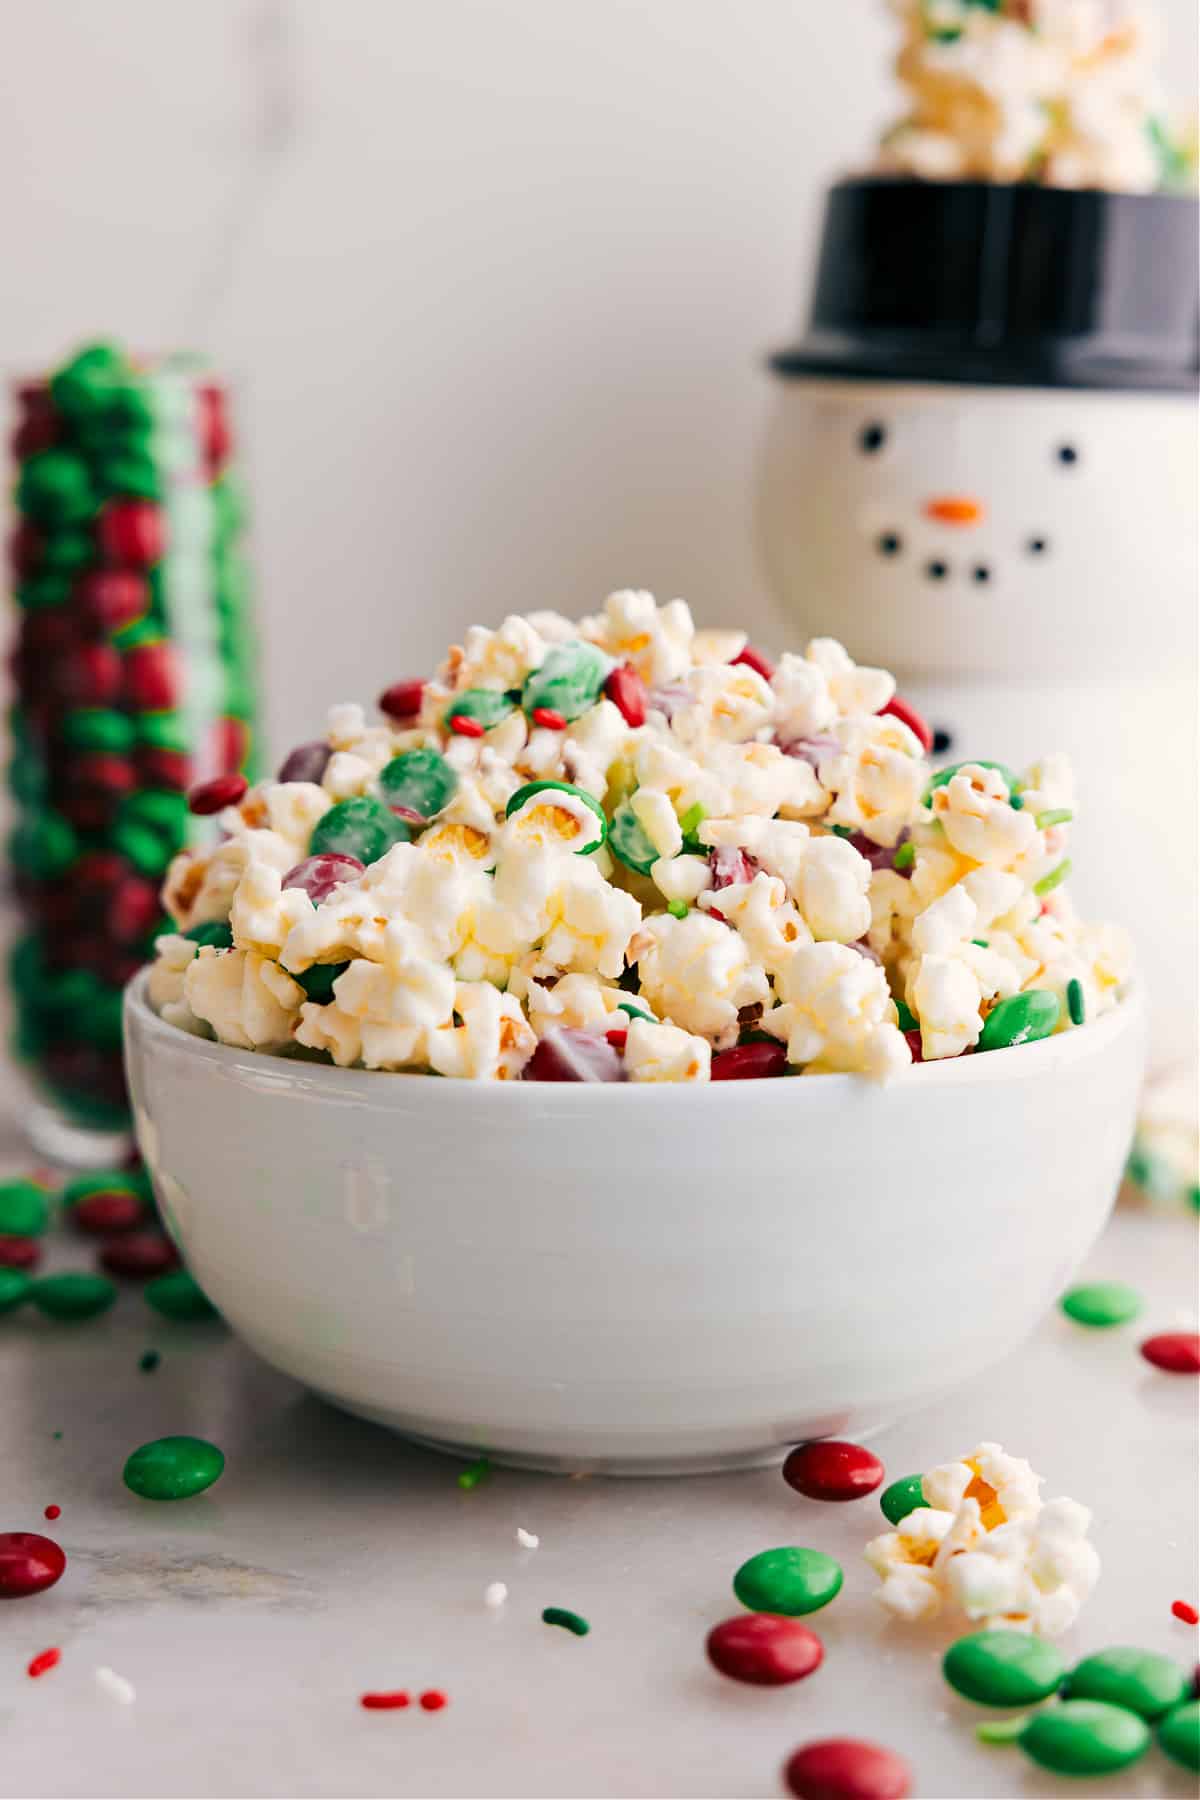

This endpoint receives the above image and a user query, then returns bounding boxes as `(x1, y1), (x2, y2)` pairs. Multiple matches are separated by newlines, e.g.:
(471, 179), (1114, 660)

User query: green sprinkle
(139, 1349), (161, 1373)
(1060, 1280), (1142, 1328)
(457, 1456), (491, 1491)
(892, 841), (915, 870)
(893, 999), (918, 1034)
(616, 1000), (652, 1022)
(1066, 978), (1085, 1025)
(1009, 792), (1024, 810)
(1033, 858), (1071, 897)
(971, 938), (989, 949)
(977, 1716), (1032, 1745)
(829, 824), (853, 839)
(667, 899), (689, 919)
(678, 802), (705, 838)
(1036, 808), (1073, 829)
(542, 1606), (590, 1637)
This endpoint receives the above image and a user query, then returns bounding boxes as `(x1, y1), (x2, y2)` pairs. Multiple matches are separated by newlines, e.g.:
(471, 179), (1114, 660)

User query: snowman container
(759, 176), (1198, 1067)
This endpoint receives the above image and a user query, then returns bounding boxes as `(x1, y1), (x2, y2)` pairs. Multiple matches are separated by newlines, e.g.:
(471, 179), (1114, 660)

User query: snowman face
(758, 378), (1198, 680)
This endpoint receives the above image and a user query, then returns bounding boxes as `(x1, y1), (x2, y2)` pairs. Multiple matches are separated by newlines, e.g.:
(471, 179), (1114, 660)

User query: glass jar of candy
(6, 342), (259, 1161)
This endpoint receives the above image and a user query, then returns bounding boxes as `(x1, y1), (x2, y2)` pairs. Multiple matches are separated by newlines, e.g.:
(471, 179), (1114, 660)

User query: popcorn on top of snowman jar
(146, 592), (1133, 1082)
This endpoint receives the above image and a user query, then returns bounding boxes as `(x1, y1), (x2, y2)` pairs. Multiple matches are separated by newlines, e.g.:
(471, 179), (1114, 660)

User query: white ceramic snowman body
(758, 376), (1197, 1067)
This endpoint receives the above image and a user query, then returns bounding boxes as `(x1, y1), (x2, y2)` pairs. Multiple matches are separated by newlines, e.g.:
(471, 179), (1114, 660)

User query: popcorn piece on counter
(866, 1442), (1099, 1636)
(145, 592), (1130, 1080)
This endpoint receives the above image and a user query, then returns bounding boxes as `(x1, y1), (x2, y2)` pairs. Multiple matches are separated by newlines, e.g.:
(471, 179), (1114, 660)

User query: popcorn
(878, 1), (1176, 194)
(866, 1442), (1099, 1636)
(146, 597), (1129, 1081)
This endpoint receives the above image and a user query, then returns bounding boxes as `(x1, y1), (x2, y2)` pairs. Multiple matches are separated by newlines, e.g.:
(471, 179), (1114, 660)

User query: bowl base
(315, 1389), (890, 1477)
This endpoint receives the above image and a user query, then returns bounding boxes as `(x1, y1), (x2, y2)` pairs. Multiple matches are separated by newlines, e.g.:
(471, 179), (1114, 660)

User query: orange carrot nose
(924, 495), (985, 526)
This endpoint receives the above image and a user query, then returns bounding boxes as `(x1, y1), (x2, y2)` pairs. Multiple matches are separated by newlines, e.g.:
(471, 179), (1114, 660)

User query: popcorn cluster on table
(878, 0), (1193, 193)
(866, 1442), (1100, 1636)
(148, 592), (1130, 1082)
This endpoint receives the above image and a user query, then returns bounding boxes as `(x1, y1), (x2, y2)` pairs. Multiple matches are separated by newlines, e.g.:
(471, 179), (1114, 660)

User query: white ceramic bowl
(124, 973), (1144, 1475)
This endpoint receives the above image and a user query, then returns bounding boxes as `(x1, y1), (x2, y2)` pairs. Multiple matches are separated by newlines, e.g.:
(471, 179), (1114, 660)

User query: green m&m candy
(144, 1270), (219, 1322)
(295, 962), (349, 1005)
(608, 798), (659, 876)
(378, 747), (458, 822)
(111, 819), (173, 879)
(943, 1630), (1067, 1707)
(1059, 1281), (1143, 1328)
(0, 1268), (32, 1314)
(0, 1178), (50, 1238)
(61, 708), (136, 754)
(977, 989), (1060, 1053)
(31, 1272), (118, 1321)
(879, 1473), (927, 1526)
(39, 527), (94, 571)
(443, 688), (516, 731)
(183, 921), (234, 950)
(732, 1546), (843, 1616)
(1018, 1701), (1150, 1776)
(123, 1434), (225, 1501)
(521, 641), (609, 723)
(309, 796), (409, 866)
(10, 812), (77, 879)
(1158, 1700), (1200, 1772)
(17, 449), (95, 525)
(1063, 1647), (1189, 1720)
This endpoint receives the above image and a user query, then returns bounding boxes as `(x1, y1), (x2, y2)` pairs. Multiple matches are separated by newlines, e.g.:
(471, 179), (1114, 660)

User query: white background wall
(3, 0), (1197, 754)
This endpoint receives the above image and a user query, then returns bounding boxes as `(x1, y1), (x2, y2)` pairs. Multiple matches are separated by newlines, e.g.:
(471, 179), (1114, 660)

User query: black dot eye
(932, 728), (953, 755)
(859, 422), (887, 454)
(1026, 536), (1049, 555)
(925, 560), (948, 581)
(876, 531), (902, 556)
(972, 565), (990, 583)
(1055, 444), (1079, 467)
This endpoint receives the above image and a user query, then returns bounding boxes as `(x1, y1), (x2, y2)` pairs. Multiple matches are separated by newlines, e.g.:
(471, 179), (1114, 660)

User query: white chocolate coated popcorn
(866, 1441), (1099, 1636)
(147, 594), (1130, 1080)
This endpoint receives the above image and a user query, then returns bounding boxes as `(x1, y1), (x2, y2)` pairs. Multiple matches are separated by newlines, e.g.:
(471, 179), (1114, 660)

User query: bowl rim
(123, 969), (1143, 1103)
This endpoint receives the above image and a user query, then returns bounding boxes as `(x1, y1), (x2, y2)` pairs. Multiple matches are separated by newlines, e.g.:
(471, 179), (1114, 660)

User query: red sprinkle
(27, 1647), (61, 1679)
(605, 1027), (628, 1050)
(903, 1028), (924, 1063)
(43, 1506), (60, 1522)
(531, 707), (567, 730)
(360, 1691), (410, 1710)
(878, 695), (933, 754)
(784, 1738), (911, 1800)
(783, 1440), (885, 1503)
(448, 713), (484, 738)
(379, 679), (425, 721)
(419, 1690), (448, 1711)
(0, 1532), (66, 1598)
(1172, 1600), (1199, 1625)
(188, 773), (248, 816)
(1140, 1331), (1200, 1374)
(732, 644), (775, 681)
(706, 1615), (823, 1686)
(711, 1041), (788, 1081)
(604, 663), (648, 728)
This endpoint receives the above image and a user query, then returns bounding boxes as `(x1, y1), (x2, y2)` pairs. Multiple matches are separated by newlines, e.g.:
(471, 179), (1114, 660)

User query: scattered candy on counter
(1172, 1601), (1199, 1626)
(782, 1439), (884, 1502)
(26, 1647), (61, 1678)
(483, 1582), (508, 1609)
(6, 340), (258, 1132)
(732, 1546), (844, 1617)
(94, 1666), (136, 1705)
(1139, 1331), (1200, 1373)
(705, 1614), (823, 1686)
(360, 1690), (410, 1711)
(515, 1527), (539, 1549)
(1018, 1699), (1151, 1776)
(878, 1473), (926, 1527)
(1063, 1646), (1189, 1718)
(0, 1531), (66, 1597)
(122, 1434), (225, 1501)
(143, 595), (1132, 1083)
(1122, 1065), (1199, 1210)
(42, 1504), (60, 1521)
(864, 1442), (1098, 1634)
(943, 1629), (1066, 1707)
(1159, 1699), (1200, 1772)
(783, 1736), (911, 1800)
(456, 1456), (491, 1491)
(1059, 1280), (1143, 1327)
(419, 1690), (448, 1711)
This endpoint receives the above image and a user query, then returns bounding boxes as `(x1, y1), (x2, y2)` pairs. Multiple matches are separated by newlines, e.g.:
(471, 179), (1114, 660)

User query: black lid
(770, 176), (1199, 392)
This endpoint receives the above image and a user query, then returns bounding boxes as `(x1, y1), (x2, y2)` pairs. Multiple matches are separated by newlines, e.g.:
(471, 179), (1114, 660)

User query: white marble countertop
(1, 1111), (1196, 1800)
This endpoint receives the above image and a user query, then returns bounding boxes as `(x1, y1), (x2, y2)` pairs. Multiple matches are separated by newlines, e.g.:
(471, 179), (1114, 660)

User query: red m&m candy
(379, 680), (425, 721)
(124, 642), (181, 712)
(783, 1441), (885, 1503)
(1140, 1332), (1200, 1374)
(98, 498), (164, 568)
(188, 774), (248, 816)
(711, 1042), (788, 1081)
(0, 1532), (66, 1599)
(603, 664), (648, 728)
(784, 1737), (911, 1800)
(878, 695), (933, 754)
(706, 1614), (823, 1686)
(73, 568), (148, 635)
(732, 644), (775, 681)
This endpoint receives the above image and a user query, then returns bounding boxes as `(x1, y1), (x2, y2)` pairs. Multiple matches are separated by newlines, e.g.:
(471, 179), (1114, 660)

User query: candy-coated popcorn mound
(865, 1441), (1100, 1636)
(147, 593), (1131, 1081)
(878, 0), (1194, 194)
